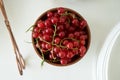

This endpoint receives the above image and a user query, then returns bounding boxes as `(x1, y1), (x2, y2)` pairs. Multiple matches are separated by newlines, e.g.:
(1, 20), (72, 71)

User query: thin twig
(0, 0), (25, 75)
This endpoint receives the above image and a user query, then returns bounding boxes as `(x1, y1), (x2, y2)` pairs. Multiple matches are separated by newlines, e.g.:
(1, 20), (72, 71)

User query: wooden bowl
(32, 7), (91, 66)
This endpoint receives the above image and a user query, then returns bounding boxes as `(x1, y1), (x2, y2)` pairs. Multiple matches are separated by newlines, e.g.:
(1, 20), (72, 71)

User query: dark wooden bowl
(32, 7), (91, 66)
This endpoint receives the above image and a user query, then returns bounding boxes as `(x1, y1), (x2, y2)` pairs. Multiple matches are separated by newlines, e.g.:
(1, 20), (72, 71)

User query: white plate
(97, 23), (120, 80)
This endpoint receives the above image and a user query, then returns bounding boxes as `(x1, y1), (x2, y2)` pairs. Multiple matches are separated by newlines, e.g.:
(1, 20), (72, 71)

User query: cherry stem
(51, 24), (57, 59)
(35, 39), (45, 66)
(26, 25), (35, 32)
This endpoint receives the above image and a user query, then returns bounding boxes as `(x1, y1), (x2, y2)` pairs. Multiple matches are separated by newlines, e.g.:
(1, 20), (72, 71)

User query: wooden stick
(0, 0), (25, 75)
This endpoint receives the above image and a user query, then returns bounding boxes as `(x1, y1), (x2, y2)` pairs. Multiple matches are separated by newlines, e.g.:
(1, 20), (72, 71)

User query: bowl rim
(32, 7), (91, 66)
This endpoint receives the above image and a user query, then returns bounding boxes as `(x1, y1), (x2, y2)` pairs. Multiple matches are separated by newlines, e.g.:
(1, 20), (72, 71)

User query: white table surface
(0, 0), (120, 80)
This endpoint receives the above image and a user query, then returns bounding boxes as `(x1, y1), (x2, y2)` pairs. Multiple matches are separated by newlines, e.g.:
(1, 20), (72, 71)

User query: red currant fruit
(67, 51), (74, 58)
(79, 46), (86, 56)
(58, 51), (66, 58)
(72, 18), (79, 26)
(80, 20), (87, 29)
(47, 11), (53, 18)
(32, 32), (39, 38)
(37, 21), (45, 29)
(45, 44), (52, 49)
(54, 37), (61, 44)
(58, 31), (65, 38)
(51, 17), (59, 24)
(66, 42), (73, 49)
(63, 40), (69, 46)
(73, 41), (79, 47)
(57, 7), (65, 14)
(42, 34), (51, 41)
(60, 59), (67, 65)
(45, 19), (52, 27)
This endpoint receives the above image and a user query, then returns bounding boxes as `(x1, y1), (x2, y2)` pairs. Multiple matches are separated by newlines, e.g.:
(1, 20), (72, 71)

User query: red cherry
(73, 41), (79, 47)
(63, 40), (69, 46)
(45, 28), (53, 34)
(54, 13), (60, 18)
(34, 27), (39, 32)
(37, 21), (45, 29)
(68, 33), (74, 38)
(67, 51), (74, 58)
(72, 18), (79, 26)
(60, 59), (67, 65)
(80, 20), (87, 29)
(51, 17), (59, 24)
(66, 42), (73, 49)
(79, 46), (86, 57)
(45, 44), (52, 49)
(74, 31), (80, 37)
(57, 25), (64, 31)
(80, 40), (85, 45)
(42, 34), (51, 41)
(53, 47), (60, 53)
(32, 32), (39, 38)
(45, 19), (52, 27)
(58, 31), (65, 38)
(54, 37), (61, 44)
(58, 51), (66, 58)
(41, 42), (46, 49)
(57, 7), (65, 14)
(47, 11), (53, 18)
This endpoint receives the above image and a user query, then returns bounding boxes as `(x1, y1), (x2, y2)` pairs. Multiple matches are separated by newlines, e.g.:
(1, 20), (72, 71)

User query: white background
(0, 0), (120, 80)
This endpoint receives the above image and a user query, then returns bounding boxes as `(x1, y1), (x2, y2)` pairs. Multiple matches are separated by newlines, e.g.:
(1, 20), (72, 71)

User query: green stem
(52, 25), (57, 44)
(51, 25), (57, 59)
(26, 25), (35, 32)
(35, 39), (45, 66)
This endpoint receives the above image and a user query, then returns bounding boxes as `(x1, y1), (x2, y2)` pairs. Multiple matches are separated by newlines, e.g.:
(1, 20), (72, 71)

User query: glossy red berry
(59, 31), (65, 38)
(58, 51), (66, 58)
(79, 46), (86, 57)
(41, 42), (46, 49)
(57, 25), (64, 31)
(45, 19), (52, 27)
(80, 40), (86, 45)
(66, 42), (73, 49)
(45, 28), (53, 34)
(60, 59), (67, 65)
(32, 32), (39, 38)
(37, 21), (45, 29)
(42, 34), (51, 41)
(51, 17), (59, 24)
(67, 51), (74, 58)
(72, 18), (79, 26)
(68, 33), (74, 38)
(45, 44), (52, 49)
(73, 41), (79, 47)
(63, 40), (69, 46)
(53, 47), (60, 53)
(54, 37), (61, 44)
(80, 20), (87, 29)
(47, 11), (53, 18)
(57, 7), (65, 14)
(34, 27), (39, 32)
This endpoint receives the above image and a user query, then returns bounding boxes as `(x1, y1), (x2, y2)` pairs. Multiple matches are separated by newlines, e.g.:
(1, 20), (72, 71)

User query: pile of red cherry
(32, 7), (90, 65)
